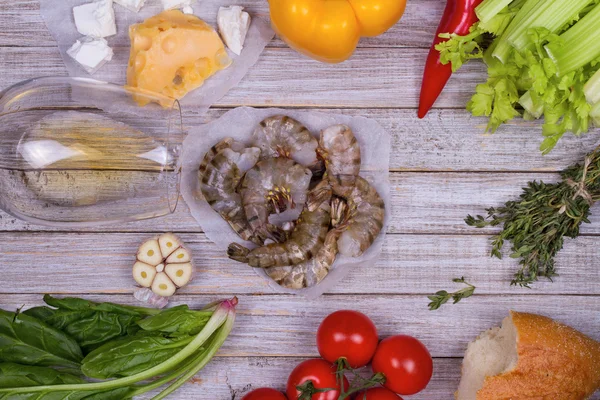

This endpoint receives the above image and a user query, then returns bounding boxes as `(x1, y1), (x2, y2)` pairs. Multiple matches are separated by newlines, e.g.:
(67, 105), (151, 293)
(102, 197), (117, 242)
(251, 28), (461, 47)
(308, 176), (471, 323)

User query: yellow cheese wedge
(127, 10), (232, 106)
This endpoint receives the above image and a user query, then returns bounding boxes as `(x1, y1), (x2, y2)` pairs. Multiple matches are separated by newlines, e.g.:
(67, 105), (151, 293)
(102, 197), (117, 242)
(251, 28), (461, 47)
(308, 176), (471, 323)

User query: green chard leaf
(136, 305), (212, 335)
(0, 309), (83, 369)
(81, 332), (198, 379)
(24, 295), (158, 354)
(0, 362), (82, 388)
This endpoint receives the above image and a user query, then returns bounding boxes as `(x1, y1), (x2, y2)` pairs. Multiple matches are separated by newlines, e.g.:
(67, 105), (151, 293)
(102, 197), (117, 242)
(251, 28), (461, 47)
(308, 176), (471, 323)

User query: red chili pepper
(418, 0), (484, 119)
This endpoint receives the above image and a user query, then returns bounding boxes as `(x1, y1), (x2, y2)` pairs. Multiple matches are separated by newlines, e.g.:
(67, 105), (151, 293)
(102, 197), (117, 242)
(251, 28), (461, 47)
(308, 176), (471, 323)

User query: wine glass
(0, 77), (184, 227)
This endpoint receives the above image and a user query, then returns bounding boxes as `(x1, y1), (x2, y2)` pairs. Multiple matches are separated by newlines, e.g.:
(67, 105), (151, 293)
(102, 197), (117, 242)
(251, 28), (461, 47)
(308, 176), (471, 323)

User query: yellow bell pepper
(268, 0), (407, 63)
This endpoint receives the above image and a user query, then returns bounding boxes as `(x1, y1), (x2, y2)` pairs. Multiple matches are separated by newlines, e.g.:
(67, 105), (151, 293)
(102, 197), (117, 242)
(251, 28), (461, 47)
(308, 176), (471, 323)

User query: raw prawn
(228, 183), (332, 268)
(251, 116), (322, 171)
(240, 157), (312, 242)
(265, 197), (348, 289)
(318, 124), (361, 198)
(338, 176), (385, 257)
(200, 143), (263, 244)
(198, 138), (233, 177)
(266, 227), (342, 289)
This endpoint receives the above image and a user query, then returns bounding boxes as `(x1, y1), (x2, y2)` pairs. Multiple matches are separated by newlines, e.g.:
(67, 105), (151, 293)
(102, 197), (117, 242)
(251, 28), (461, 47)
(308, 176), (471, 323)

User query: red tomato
(317, 310), (378, 368)
(371, 335), (433, 395)
(353, 387), (403, 400)
(286, 359), (349, 400)
(242, 388), (287, 400)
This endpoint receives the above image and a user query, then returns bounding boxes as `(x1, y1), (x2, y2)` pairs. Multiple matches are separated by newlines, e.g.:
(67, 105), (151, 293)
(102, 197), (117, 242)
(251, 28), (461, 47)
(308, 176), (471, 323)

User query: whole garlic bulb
(133, 233), (193, 297)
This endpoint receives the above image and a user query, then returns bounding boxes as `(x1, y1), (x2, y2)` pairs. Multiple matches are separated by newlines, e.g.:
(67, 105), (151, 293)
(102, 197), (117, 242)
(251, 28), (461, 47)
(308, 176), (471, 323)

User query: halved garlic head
(133, 261), (157, 287)
(133, 233), (194, 298)
(152, 272), (177, 297)
(166, 247), (191, 263)
(165, 262), (193, 287)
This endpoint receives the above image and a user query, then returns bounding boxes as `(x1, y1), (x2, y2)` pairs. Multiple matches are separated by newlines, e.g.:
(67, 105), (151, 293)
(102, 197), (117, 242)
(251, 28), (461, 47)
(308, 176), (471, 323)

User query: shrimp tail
(267, 224), (288, 243)
(331, 197), (354, 229)
(227, 243), (250, 263)
(307, 180), (332, 212)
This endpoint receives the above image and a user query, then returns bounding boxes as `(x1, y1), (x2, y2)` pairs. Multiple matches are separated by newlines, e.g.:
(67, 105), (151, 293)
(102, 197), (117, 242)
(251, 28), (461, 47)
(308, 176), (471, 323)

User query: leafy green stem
(0, 300), (232, 395)
(428, 278), (476, 311)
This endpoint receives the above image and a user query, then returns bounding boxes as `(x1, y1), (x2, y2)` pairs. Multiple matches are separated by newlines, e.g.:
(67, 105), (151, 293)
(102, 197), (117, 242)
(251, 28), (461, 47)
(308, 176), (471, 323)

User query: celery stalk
(492, 0), (543, 62)
(519, 91), (544, 118)
(476, 0), (514, 23)
(592, 102), (600, 126)
(584, 68), (600, 105)
(545, 3), (600, 76)
(506, 0), (593, 52)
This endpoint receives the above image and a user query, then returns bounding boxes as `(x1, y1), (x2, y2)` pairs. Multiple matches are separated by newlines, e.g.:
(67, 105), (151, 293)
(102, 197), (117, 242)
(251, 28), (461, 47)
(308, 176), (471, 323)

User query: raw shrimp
(240, 157), (312, 242)
(228, 183), (332, 268)
(251, 116), (321, 170)
(198, 137), (233, 177)
(318, 124), (361, 198)
(200, 144), (263, 244)
(337, 176), (385, 257)
(266, 197), (347, 289)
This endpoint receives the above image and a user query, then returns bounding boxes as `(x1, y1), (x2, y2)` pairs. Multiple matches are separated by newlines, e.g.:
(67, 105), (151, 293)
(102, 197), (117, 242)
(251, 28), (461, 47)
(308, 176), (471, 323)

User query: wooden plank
(1, 294), (599, 358)
(2, 107), (597, 176)
(0, 0), (442, 48)
(0, 47), (484, 109)
(5, 172), (600, 234)
(136, 357), (463, 400)
(1, 232), (598, 295)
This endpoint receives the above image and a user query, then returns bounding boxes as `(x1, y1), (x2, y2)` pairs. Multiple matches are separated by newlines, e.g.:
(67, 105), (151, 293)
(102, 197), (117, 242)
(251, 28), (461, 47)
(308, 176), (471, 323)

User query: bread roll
(456, 311), (600, 400)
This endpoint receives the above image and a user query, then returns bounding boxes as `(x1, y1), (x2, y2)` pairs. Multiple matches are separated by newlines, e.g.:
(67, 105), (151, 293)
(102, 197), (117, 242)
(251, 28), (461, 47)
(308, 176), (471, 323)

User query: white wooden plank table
(0, 1), (599, 399)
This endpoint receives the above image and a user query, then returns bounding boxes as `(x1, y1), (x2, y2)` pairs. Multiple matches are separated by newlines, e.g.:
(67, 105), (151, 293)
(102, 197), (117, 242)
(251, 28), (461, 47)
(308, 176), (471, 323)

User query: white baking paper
(39, 1), (274, 113)
(181, 107), (391, 298)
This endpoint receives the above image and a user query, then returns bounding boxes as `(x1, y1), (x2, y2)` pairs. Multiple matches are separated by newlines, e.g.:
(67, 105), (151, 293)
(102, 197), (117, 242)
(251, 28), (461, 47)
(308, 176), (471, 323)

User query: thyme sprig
(428, 277), (476, 311)
(466, 147), (600, 287)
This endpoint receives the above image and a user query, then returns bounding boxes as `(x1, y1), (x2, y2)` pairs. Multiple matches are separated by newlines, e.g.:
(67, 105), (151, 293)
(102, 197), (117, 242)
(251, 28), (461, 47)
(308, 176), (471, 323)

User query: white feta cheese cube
(161, 0), (196, 11)
(73, 0), (117, 38)
(218, 6), (251, 56)
(113, 0), (146, 12)
(67, 37), (114, 74)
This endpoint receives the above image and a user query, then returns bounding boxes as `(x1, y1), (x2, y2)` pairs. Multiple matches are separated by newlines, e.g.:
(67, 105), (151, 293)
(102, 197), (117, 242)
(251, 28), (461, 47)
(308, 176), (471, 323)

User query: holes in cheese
(127, 10), (231, 106)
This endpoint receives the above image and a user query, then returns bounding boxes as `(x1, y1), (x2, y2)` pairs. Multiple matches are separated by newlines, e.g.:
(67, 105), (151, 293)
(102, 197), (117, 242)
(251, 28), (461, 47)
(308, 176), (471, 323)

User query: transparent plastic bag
(181, 107), (391, 299)
(39, 0), (274, 113)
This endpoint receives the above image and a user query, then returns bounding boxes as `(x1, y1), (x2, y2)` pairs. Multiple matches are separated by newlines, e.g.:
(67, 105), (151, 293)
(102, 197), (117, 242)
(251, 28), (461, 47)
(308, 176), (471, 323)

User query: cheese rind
(127, 10), (232, 105)
(114, 0), (146, 12)
(73, 0), (117, 38)
(217, 6), (251, 56)
(67, 36), (114, 74)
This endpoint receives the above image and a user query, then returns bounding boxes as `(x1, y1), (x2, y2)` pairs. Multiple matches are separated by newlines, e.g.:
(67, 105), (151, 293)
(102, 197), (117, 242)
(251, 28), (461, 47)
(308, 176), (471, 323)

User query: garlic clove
(137, 238), (162, 265)
(158, 233), (181, 259)
(165, 262), (193, 287)
(151, 272), (177, 297)
(133, 261), (157, 287)
(166, 247), (191, 263)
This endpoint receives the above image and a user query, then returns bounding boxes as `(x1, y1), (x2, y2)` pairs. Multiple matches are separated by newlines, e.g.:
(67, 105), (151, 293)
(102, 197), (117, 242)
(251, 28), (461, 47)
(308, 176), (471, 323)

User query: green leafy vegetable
(24, 295), (159, 353)
(437, 0), (600, 153)
(0, 309), (83, 369)
(136, 305), (211, 335)
(466, 148), (600, 287)
(428, 278), (476, 311)
(0, 363), (82, 388)
(0, 296), (238, 400)
(82, 333), (197, 379)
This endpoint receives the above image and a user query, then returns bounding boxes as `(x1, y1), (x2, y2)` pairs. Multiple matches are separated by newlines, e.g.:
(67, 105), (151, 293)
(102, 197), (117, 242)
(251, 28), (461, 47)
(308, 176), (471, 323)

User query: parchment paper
(181, 107), (391, 298)
(39, 0), (274, 113)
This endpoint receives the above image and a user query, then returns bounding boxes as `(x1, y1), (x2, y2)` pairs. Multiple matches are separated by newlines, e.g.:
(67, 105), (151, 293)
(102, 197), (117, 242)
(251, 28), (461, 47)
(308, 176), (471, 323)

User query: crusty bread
(456, 311), (600, 400)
